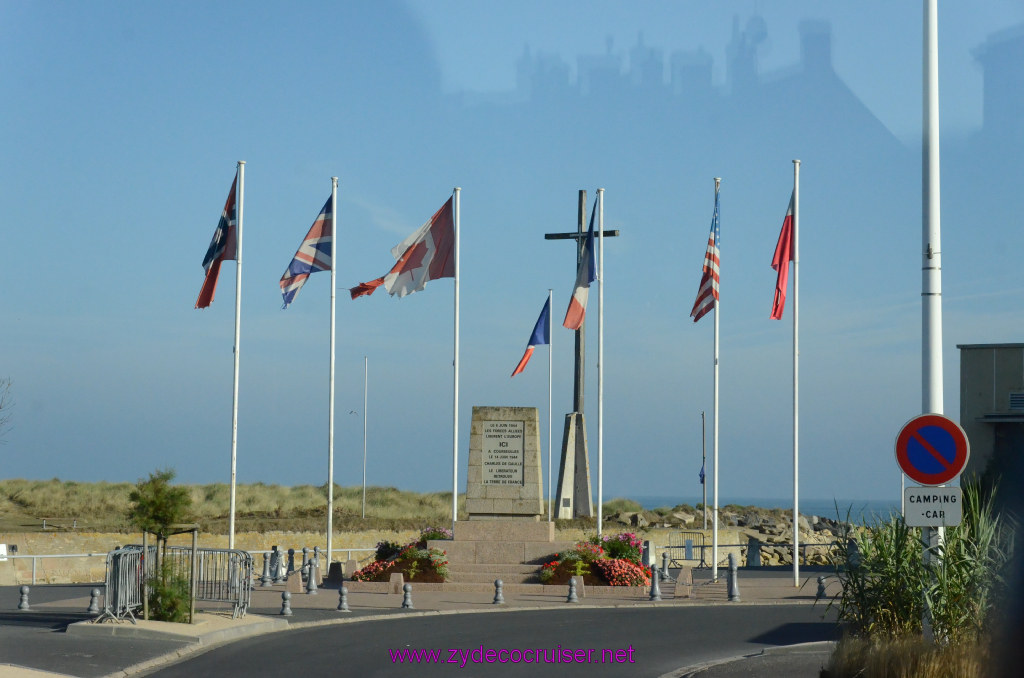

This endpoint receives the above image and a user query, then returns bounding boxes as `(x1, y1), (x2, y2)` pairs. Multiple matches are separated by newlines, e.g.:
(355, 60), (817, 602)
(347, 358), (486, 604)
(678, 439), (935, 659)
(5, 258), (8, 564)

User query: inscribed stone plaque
(466, 406), (543, 520)
(482, 420), (525, 485)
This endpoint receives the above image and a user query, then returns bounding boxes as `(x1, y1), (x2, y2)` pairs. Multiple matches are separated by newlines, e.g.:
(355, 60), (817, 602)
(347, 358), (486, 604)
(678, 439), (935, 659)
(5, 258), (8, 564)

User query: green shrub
(147, 561), (190, 623)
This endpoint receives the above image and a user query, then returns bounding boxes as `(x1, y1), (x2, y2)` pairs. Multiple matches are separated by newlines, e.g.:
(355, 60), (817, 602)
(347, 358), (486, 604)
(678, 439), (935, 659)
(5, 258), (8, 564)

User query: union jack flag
(690, 187), (720, 322)
(280, 194), (333, 309)
(195, 173), (238, 309)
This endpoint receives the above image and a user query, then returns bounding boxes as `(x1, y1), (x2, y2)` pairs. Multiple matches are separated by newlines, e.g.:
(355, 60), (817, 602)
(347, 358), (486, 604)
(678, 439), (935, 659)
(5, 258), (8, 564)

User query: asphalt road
(146, 605), (840, 678)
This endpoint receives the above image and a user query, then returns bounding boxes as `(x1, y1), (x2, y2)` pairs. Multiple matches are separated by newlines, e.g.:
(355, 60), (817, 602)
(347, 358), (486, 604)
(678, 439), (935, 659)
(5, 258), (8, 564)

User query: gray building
(958, 343), (1024, 482)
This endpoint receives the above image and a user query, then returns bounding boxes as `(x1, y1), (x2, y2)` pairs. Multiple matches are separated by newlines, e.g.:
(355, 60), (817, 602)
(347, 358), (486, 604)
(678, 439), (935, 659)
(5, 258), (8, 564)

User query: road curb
(661, 640), (837, 678)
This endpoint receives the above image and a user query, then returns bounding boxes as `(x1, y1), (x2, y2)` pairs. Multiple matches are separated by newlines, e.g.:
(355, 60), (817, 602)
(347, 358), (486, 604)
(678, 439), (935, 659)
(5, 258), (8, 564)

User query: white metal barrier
(1, 553), (107, 585)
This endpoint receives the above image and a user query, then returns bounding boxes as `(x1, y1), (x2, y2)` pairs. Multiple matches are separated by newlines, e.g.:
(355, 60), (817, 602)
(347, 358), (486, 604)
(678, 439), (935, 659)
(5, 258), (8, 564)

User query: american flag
(690, 188), (720, 322)
(280, 195), (333, 309)
(195, 173), (238, 309)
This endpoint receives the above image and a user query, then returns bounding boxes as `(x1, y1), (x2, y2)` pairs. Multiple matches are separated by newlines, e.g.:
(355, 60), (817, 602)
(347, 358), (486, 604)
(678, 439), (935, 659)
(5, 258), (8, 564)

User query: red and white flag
(562, 200), (596, 331)
(350, 197), (454, 299)
(770, 192), (795, 319)
(690, 188), (720, 322)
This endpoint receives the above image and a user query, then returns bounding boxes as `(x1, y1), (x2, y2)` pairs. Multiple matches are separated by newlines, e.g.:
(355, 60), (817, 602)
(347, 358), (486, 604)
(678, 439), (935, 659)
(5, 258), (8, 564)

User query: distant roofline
(956, 343), (1024, 349)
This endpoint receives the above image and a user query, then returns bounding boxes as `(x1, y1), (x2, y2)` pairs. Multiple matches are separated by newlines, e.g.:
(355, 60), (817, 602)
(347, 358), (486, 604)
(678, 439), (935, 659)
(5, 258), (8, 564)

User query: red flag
(351, 197), (454, 299)
(770, 192), (795, 320)
(196, 174), (238, 309)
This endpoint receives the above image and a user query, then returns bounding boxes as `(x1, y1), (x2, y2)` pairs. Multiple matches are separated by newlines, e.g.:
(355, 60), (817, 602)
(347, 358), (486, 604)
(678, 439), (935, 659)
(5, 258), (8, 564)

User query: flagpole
(547, 289), (553, 523)
(712, 177), (720, 583)
(327, 176), (338, 570)
(922, 0), (944, 640)
(702, 410), (707, 530)
(452, 187), (461, 534)
(597, 188), (605, 539)
(362, 355), (368, 519)
(792, 159), (801, 587)
(228, 160), (244, 550)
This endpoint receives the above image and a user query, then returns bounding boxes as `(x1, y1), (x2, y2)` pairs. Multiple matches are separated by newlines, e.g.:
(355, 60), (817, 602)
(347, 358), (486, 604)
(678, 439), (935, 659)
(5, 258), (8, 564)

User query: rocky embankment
(606, 505), (850, 566)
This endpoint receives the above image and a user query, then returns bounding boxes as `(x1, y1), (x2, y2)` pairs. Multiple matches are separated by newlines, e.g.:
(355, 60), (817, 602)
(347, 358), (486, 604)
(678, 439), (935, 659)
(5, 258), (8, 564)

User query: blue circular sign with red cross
(895, 414), (970, 486)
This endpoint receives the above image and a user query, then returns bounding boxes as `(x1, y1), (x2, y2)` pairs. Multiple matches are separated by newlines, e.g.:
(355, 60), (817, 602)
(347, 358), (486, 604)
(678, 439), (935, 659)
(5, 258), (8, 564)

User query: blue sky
(3, 1), (1023, 508)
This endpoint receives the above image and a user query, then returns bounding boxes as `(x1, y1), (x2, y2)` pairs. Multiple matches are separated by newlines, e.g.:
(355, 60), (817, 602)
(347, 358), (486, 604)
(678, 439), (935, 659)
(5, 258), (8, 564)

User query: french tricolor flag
(562, 201), (596, 331)
(511, 297), (551, 377)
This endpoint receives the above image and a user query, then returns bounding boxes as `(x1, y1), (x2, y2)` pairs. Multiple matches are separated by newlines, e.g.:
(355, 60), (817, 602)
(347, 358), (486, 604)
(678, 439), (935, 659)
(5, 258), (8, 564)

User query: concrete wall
(958, 343), (1024, 480)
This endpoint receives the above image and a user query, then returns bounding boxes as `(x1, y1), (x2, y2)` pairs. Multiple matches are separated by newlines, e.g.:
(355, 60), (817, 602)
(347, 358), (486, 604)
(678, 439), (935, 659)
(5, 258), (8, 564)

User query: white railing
(2, 553), (108, 585)
(3, 547), (378, 585)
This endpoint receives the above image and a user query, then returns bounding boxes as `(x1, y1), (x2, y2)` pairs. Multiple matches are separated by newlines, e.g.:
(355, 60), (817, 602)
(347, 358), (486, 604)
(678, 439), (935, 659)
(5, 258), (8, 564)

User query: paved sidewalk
(0, 568), (837, 677)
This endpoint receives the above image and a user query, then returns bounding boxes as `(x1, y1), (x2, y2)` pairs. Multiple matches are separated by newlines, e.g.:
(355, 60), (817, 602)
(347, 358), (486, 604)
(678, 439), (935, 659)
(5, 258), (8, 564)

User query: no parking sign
(895, 414), (970, 486)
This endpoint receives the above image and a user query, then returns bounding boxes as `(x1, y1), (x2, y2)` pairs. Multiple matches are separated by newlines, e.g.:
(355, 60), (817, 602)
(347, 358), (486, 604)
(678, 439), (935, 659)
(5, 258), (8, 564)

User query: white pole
(547, 289), (553, 523)
(327, 176), (338, 569)
(362, 355), (368, 519)
(228, 160), (244, 550)
(923, 0), (943, 416)
(792, 159), (801, 587)
(712, 177), (720, 582)
(452, 187), (461, 535)
(922, 0), (944, 640)
(597, 188), (605, 539)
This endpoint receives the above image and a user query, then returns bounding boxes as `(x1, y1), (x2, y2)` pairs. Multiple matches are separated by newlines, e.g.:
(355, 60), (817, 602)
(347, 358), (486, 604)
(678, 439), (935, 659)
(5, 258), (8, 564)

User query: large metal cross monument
(544, 190), (619, 519)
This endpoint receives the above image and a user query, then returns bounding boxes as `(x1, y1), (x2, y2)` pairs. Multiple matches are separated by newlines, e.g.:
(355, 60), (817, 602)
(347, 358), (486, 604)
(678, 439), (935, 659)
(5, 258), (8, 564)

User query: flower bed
(351, 527), (450, 583)
(537, 533), (651, 587)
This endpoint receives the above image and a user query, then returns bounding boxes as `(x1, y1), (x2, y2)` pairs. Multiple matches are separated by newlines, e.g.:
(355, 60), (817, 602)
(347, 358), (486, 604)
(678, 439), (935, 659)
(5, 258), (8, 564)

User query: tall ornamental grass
(824, 485), (1014, 678)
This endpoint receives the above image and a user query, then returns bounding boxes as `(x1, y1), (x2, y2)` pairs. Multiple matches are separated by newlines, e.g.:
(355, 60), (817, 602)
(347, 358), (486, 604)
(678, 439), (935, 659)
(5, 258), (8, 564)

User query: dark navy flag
(280, 195), (333, 309)
(699, 463), (705, 485)
(511, 296), (551, 377)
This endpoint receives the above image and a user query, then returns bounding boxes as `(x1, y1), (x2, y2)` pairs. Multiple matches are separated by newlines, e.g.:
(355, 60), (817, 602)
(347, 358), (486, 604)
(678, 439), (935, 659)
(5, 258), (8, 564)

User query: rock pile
(606, 505), (852, 567)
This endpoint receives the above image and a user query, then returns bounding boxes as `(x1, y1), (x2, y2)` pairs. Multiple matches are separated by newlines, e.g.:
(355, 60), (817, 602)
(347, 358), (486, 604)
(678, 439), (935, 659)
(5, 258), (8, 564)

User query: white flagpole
(712, 177), (720, 582)
(452, 187), (461, 534)
(362, 355), (368, 519)
(547, 288), (553, 523)
(327, 176), (338, 569)
(792, 159), (801, 587)
(597, 188), (605, 539)
(922, 0), (944, 639)
(923, 0), (943, 416)
(228, 160), (244, 550)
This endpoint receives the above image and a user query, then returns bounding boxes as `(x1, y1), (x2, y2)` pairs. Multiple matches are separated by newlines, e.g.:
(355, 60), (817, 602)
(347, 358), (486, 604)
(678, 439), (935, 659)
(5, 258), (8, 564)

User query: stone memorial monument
(466, 406), (543, 520)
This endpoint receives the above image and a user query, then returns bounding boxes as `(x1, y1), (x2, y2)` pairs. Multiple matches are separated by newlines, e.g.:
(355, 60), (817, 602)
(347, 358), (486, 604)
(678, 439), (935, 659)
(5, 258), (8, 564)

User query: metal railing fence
(1, 553), (107, 585)
(96, 547), (144, 623)
(155, 545), (253, 618)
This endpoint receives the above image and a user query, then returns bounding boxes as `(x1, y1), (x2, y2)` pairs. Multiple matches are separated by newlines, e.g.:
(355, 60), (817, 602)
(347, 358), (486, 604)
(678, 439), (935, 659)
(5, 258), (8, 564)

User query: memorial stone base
(430, 520), (571, 566)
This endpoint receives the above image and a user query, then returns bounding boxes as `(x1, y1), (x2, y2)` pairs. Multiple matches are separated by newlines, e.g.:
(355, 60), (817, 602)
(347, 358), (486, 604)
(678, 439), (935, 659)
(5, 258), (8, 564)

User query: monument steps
(446, 565), (540, 585)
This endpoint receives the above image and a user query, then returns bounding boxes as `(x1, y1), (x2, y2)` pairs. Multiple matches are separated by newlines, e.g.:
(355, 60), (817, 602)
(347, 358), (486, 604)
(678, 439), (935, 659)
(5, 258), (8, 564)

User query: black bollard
(816, 575), (827, 600)
(18, 585), (29, 611)
(87, 588), (101, 614)
(401, 583), (414, 609)
(566, 578), (578, 603)
(280, 591), (292, 616)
